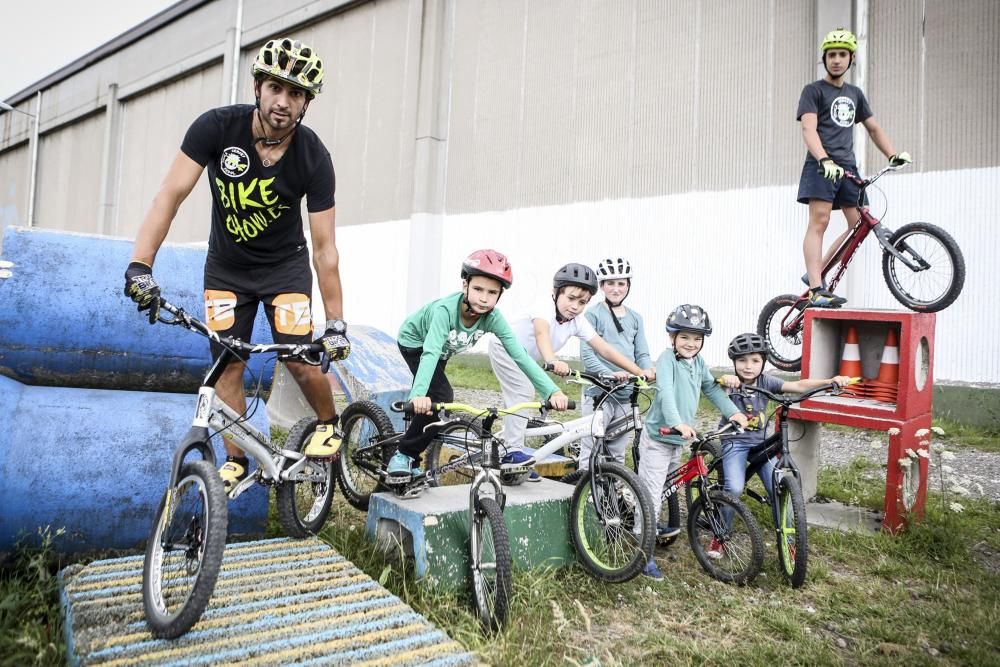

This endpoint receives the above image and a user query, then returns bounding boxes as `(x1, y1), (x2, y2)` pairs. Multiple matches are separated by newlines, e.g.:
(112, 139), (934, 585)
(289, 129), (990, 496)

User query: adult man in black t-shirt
(125, 38), (349, 491)
(796, 28), (911, 307)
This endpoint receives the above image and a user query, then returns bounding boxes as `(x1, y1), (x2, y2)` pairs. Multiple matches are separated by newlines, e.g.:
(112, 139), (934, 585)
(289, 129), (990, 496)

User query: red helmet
(461, 249), (513, 289)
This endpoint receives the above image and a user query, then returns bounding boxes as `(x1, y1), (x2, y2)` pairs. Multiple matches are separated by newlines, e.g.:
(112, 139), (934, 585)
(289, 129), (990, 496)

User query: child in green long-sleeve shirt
(637, 304), (747, 580)
(387, 249), (569, 483)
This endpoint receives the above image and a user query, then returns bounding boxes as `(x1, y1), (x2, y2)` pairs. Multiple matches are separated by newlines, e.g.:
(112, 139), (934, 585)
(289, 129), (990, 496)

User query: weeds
(0, 527), (66, 666)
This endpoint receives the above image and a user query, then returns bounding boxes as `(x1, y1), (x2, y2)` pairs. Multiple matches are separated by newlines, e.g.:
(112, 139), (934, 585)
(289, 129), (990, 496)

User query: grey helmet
(665, 304), (713, 335)
(553, 263), (598, 295)
(727, 332), (768, 359)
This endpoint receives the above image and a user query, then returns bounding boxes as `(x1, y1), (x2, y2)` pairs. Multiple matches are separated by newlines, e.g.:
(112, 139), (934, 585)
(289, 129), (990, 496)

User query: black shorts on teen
(796, 160), (868, 210)
(202, 251), (314, 364)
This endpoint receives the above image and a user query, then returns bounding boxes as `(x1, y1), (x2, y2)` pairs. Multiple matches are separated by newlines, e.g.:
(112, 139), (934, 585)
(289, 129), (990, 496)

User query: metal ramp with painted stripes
(59, 537), (475, 666)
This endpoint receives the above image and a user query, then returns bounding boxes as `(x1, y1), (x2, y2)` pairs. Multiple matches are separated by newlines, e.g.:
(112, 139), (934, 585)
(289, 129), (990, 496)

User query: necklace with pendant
(254, 110), (294, 167)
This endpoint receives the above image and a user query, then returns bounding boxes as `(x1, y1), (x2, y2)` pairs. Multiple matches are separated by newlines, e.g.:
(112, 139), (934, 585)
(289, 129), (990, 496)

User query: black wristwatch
(326, 318), (347, 335)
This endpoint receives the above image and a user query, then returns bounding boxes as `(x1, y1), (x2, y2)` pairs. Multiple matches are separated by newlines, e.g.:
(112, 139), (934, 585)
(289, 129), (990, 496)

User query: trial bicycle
(423, 369), (660, 582)
(654, 423), (766, 585)
(698, 379), (858, 588)
(758, 163), (965, 371)
(141, 299), (336, 639)
(338, 398), (568, 634)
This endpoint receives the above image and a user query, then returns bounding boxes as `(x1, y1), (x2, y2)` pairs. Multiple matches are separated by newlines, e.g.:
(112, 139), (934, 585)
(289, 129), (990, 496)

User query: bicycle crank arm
(227, 473), (258, 500)
(873, 223), (930, 272)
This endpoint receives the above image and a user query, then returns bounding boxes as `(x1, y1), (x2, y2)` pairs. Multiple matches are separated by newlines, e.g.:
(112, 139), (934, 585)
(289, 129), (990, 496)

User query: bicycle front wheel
(882, 222), (965, 313)
(276, 417), (336, 537)
(143, 460), (228, 638)
(687, 490), (764, 586)
(425, 419), (486, 487)
(470, 496), (512, 635)
(757, 294), (806, 372)
(776, 476), (809, 588)
(337, 401), (395, 511)
(570, 463), (655, 583)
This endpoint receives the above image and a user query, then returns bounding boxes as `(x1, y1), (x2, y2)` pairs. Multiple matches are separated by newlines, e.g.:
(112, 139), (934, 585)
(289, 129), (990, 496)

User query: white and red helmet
(461, 249), (513, 289)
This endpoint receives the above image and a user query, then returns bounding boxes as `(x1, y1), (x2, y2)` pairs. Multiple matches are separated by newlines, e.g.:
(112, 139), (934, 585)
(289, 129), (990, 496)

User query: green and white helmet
(251, 38), (324, 95)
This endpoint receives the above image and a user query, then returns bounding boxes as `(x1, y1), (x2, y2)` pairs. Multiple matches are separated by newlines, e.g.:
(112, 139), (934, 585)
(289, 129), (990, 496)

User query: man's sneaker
(656, 523), (681, 540)
(641, 560), (664, 581)
(526, 470), (542, 482)
(801, 273), (828, 290)
(304, 422), (343, 458)
(807, 287), (846, 308)
(706, 537), (725, 560)
(386, 451), (417, 481)
(219, 456), (249, 493)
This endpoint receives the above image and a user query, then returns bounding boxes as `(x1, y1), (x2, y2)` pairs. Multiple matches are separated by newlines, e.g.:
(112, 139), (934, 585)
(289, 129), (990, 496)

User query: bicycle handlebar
(659, 421), (743, 441)
(155, 298), (325, 366)
(719, 378), (860, 406)
(843, 162), (906, 189)
(543, 364), (651, 392)
(390, 399), (576, 416)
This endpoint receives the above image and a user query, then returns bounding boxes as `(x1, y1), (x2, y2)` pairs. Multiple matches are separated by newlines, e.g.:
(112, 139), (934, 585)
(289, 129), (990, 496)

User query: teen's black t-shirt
(180, 104), (335, 267)
(796, 80), (873, 166)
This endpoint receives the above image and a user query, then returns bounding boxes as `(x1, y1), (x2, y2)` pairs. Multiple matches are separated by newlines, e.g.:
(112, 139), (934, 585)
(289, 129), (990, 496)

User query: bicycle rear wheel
(776, 476), (809, 588)
(425, 419), (486, 487)
(757, 293), (806, 372)
(337, 401), (394, 511)
(882, 222), (965, 313)
(570, 463), (655, 583)
(470, 496), (512, 635)
(276, 417), (336, 537)
(143, 460), (227, 638)
(687, 490), (764, 586)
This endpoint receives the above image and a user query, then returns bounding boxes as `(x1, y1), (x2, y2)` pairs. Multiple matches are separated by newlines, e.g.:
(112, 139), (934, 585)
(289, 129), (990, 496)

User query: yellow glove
(819, 158), (844, 182)
(889, 151), (912, 167)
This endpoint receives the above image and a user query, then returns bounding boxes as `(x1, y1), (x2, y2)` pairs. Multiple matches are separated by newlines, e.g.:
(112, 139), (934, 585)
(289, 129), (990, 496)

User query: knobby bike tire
(570, 462), (655, 583)
(882, 222), (966, 313)
(776, 476), (809, 588)
(275, 417), (336, 537)
(143, 460), (228, 639)
(425, 418), (487, 488)
(687, 490), (765, 586)
(336, 401), (395, 511)
(470, 496), (512, 635)
(757, 293), (805, 372)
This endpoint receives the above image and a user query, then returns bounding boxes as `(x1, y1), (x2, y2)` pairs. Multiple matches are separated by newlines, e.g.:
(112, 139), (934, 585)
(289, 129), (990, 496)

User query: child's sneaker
(219, 456), (249, 493)
(500, 450), (533, 466)
(656, 523), (681, 540)
(386, 452), (417, 481)
(304, 422), (343, 458)
(641, 560), (664, 581)
(526, 470), (542, 482)
(706, 537), (725, 560)
(807, 288), (846, 308)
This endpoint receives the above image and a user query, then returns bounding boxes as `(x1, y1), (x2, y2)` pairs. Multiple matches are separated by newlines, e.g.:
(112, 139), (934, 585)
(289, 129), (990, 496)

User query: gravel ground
(453, 387), (1000, 504)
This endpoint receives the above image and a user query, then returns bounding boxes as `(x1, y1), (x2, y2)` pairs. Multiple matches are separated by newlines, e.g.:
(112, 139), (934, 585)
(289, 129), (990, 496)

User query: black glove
(124, 261), (161, 324)
(315, 323), (350, 373)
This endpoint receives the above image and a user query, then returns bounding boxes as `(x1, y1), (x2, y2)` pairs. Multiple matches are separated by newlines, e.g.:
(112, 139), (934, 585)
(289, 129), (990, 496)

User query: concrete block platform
(366, 480), (576, 589)
(59, 537), (474, 666)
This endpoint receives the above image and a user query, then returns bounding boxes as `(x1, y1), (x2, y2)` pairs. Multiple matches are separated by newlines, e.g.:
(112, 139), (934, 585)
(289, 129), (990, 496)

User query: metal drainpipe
(847, 0), (869, 306)
(229, 0), (244, 104)
(27, 90), (42, 228)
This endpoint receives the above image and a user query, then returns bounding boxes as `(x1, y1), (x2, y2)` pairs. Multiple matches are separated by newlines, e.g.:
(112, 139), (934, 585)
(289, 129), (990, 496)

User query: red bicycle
(758, 164), (965, 371)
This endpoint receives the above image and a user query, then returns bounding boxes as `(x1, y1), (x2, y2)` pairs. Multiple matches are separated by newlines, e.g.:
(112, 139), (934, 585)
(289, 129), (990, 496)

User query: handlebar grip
(659, 427), (679, 436)
(847, 377), (862, 386)
(544, 399), (576, 411)
(543, 363), (555, 371)
(391, 401), (414, 415)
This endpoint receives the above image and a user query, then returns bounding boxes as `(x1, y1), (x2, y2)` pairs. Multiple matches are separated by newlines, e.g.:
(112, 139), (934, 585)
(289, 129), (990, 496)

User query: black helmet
(553, 263), (598, 295)
(665, 304), (712, 335)
(727, 332), (768, 359)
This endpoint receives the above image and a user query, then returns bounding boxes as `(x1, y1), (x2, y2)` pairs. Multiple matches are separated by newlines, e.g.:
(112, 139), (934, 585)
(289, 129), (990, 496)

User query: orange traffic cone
(839, 326), (865, 398)
(868, 328), (900, 403)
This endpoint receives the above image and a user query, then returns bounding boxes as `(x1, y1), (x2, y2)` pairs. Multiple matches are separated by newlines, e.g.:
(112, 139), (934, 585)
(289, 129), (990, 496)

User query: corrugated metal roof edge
(2, 0), (212, 107)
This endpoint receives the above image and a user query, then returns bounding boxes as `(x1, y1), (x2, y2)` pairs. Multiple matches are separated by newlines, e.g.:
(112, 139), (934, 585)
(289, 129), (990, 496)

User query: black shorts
(203, 252), (314, 363)
(796, 160), (867, 210)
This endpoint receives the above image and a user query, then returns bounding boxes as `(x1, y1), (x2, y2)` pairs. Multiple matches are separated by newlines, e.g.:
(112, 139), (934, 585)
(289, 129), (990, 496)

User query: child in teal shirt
(637, 304), (747, 580)
(387, 250), (568, 481)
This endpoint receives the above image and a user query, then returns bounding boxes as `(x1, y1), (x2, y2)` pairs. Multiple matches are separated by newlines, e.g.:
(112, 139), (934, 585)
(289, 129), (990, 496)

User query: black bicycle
(142, 299), (334, 638)
(697, 380), (858, 587)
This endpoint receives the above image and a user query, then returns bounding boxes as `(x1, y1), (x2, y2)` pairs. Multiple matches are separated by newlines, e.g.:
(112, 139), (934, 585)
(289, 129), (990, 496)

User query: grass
(4, 359), (998, 666)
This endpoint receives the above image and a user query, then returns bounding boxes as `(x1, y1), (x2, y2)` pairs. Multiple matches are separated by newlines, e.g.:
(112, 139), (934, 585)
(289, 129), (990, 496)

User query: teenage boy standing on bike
(713, 333), (851, 558)
(798, 28), (911, 307)
(488, 263), (649, 479)
(578, 258), (657, 470)
(637, 305), (748, 581)
(124, 38), (349, 491)
(386, 250), (571, 483)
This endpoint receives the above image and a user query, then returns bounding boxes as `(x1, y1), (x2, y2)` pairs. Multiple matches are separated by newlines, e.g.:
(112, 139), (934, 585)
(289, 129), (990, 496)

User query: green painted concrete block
(366, 480), (576, 589)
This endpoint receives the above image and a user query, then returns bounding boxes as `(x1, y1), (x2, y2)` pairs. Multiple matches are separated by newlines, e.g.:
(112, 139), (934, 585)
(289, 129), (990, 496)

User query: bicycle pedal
(499, 464), (531, 474)
(396, 482), (427, 499)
